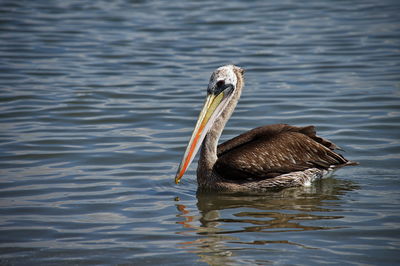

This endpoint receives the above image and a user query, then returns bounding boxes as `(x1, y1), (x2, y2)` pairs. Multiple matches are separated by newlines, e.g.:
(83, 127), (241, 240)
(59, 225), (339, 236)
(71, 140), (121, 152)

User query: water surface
(1, 0), (399, 265)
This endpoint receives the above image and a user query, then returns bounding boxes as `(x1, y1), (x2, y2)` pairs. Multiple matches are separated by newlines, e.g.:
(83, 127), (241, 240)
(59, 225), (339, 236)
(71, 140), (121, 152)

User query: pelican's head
(207, 64), (244, 94)
(175, 65), (244, 184)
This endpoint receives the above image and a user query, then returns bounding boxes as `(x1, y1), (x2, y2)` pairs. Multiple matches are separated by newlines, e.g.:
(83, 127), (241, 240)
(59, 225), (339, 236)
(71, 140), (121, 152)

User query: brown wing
(215, 124), (350, 181)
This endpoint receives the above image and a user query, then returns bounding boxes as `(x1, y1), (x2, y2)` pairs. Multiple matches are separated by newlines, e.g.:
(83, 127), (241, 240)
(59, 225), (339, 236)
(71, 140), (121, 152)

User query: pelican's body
(175, 65), (356, 192)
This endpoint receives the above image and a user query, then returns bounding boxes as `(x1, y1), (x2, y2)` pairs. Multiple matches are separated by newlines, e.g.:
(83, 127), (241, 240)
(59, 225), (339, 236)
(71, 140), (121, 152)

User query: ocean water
(1, 0), (399, 265)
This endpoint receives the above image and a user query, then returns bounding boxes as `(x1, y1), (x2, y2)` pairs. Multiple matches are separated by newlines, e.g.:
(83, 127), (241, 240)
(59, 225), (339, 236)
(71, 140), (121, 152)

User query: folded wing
(215, 124), (352, 181)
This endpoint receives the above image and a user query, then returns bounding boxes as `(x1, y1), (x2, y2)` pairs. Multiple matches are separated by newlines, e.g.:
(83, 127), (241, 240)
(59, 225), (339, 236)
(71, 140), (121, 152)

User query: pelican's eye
(216, 80), (225, 88)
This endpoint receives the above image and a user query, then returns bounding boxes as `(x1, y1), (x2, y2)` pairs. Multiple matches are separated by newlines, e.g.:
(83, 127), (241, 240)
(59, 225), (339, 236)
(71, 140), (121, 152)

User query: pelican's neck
(197, 83), (243, 182)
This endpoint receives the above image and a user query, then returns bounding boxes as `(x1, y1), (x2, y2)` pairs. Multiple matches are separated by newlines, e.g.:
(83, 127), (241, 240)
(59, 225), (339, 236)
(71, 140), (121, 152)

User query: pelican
(175, 65), (357, 191)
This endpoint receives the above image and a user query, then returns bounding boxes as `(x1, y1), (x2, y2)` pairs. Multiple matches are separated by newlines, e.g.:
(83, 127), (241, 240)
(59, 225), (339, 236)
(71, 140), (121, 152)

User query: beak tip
(174, 172), (182, 184)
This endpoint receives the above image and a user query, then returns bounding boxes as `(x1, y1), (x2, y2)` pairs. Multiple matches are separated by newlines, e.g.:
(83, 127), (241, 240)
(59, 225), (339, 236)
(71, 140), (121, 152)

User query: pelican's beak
(175, 89), (232, 184)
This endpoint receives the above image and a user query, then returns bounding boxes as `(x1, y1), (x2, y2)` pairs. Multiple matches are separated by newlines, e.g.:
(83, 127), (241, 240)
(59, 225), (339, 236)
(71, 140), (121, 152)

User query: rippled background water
(1, 0), (399, 265)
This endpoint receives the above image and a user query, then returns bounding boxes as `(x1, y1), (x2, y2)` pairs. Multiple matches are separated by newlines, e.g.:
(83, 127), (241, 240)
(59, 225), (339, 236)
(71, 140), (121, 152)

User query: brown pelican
(175, 65), (357, 191)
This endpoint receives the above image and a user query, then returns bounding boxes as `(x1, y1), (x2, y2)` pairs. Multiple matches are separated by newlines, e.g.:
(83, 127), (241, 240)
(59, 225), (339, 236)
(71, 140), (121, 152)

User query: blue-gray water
(1, 0), (399, 265)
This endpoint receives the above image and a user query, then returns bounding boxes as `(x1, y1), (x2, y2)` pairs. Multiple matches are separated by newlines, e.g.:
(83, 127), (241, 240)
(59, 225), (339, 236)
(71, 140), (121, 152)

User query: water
(1, 0), (399, 265)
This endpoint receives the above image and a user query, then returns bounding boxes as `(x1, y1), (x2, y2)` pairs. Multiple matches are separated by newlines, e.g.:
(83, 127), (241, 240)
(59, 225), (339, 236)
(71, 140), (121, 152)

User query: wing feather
(215, 124), (350, 181)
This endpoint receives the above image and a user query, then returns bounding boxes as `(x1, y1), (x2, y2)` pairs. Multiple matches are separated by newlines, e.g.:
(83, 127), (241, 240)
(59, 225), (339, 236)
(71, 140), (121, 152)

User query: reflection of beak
(175, 88), (233, 184)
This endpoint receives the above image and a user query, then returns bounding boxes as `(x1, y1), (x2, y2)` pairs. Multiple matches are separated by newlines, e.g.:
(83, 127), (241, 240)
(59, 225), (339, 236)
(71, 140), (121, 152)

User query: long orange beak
(175, 92), (226, 184)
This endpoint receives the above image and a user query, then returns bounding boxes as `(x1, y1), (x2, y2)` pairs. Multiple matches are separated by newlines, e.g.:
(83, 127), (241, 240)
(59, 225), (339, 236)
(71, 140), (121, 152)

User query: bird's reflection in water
(175, 178), (358, 265)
